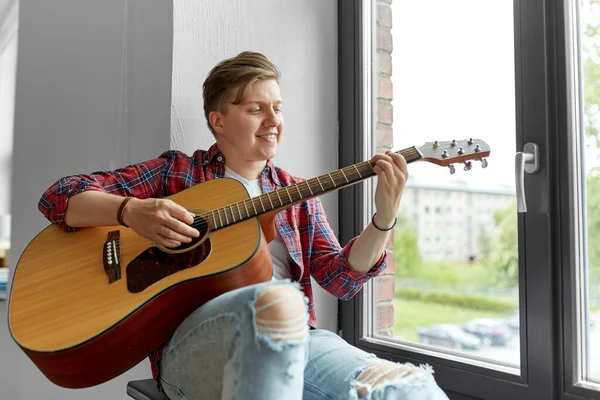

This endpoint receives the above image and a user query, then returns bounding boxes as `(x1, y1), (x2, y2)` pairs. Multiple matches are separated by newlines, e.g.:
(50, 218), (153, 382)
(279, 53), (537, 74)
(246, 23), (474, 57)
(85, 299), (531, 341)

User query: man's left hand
(370, 150), (409, 229)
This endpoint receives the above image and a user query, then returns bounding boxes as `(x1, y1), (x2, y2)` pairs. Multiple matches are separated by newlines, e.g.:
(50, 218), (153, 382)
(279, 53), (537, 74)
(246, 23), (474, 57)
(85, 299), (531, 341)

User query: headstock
(417, 138), (490, 174)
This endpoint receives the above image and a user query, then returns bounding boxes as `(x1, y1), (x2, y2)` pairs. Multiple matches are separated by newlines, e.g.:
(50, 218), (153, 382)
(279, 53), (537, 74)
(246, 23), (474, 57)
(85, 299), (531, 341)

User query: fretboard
(205, 146), (422, 230)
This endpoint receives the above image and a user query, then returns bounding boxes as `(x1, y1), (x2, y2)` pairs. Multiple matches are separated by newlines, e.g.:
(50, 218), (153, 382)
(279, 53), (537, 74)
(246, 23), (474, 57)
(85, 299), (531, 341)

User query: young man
(39, 52), (448, 400)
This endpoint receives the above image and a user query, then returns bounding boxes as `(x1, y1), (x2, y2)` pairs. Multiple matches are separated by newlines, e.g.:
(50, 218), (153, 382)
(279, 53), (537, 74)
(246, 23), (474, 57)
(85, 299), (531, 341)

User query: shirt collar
(204, 143), (282, 187)
(263, 159), (282, 187)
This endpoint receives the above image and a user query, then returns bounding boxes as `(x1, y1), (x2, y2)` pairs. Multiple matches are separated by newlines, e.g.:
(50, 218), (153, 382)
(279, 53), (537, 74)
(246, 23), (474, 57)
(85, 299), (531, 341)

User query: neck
(217, 146), (266, 181)
(202, 146), (423, 232)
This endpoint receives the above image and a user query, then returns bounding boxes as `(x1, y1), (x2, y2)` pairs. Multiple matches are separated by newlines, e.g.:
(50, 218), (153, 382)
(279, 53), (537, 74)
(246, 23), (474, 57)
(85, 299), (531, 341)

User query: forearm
(347, 214), (393, 274)
(64, 191), (127, 228)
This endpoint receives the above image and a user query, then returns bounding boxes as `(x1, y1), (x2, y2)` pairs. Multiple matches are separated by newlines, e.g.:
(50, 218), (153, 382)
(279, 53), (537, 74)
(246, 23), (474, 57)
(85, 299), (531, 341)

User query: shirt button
(217, 156), (223, 162)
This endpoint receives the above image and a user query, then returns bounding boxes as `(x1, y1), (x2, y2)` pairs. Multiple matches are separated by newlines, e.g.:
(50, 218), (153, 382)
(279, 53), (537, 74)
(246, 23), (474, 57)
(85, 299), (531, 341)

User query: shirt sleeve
(38, 151), (179, 232)
(308, 197), (387, 300)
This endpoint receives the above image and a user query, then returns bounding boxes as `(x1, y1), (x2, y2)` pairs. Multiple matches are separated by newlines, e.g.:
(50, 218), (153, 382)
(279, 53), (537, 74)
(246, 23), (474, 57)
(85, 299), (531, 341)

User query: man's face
(211, 79), (284, 162)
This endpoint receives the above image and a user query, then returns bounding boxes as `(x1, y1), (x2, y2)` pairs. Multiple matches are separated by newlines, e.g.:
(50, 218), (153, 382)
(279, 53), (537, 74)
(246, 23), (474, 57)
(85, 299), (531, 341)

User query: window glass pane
(370, 0), (520, 371)
(580, 0), (600, 383)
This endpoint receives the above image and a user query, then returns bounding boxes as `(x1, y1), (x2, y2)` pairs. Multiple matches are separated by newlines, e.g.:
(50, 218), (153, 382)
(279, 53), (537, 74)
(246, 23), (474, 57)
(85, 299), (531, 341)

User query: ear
(209, 111), (226, 136)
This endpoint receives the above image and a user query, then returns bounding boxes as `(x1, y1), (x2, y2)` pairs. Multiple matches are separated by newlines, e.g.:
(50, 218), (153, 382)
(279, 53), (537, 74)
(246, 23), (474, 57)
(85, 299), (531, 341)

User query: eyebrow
(242, 100), (283, 105)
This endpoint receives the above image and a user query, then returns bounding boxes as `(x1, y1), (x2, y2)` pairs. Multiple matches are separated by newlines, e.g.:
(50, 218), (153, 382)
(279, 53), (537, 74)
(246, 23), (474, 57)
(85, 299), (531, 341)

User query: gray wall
(4, 0), (338, 398)
(170, 0), (339, 333)
(4, 1), (171, 399)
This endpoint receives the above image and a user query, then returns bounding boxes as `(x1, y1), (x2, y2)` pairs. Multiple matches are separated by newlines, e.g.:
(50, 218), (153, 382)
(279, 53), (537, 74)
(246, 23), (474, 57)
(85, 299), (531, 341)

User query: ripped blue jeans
(159, 280), (448, 400)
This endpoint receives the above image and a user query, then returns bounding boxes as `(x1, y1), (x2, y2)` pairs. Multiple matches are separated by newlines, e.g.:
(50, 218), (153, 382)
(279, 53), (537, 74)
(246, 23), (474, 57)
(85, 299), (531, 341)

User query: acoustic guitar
(8, 139), (490, 388)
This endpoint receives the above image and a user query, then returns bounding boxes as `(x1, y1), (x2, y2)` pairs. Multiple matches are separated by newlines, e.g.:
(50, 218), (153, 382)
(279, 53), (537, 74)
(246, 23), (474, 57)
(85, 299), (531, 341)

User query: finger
(373, 161), (392, 185)
(376, 159), (395, 178)
(159, 225), (193, 244)
(370, 153), (394, 166)
(166, 217), (200, 238)
(155, 234), (181, 248)
(166, 200), (195, 225)
(388, 153), (409, 176)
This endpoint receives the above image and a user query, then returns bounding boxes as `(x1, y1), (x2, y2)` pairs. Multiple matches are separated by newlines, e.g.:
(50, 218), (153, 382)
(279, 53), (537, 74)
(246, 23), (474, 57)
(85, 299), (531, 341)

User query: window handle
(515, 142), (539, 213)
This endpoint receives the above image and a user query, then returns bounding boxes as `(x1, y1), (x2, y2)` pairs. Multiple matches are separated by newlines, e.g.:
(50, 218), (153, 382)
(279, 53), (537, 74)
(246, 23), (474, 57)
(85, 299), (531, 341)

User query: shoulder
(273, 166), (321, 213)
(156, 149), (206, 166)
(273, 165), (304, 185)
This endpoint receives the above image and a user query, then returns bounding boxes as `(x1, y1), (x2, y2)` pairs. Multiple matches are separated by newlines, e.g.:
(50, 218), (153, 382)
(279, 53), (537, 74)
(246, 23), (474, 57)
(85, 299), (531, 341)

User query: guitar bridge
(103, 231), (122, 283)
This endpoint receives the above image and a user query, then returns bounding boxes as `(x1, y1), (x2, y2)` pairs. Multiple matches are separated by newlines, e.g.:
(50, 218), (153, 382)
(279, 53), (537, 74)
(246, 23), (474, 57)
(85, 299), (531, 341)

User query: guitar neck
(206, 146), (423, 231)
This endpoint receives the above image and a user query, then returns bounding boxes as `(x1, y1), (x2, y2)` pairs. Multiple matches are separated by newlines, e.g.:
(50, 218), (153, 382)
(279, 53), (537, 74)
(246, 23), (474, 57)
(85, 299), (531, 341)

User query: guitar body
(8, 178), (273, 388)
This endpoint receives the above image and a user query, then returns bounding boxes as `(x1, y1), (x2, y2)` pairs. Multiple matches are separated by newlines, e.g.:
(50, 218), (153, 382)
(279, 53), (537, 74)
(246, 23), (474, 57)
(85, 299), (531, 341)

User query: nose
(263, 109), (281, 128)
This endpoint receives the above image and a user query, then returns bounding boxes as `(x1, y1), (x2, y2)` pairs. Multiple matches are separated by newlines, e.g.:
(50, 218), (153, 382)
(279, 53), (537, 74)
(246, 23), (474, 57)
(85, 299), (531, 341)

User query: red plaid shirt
(38, 143), (387, 391)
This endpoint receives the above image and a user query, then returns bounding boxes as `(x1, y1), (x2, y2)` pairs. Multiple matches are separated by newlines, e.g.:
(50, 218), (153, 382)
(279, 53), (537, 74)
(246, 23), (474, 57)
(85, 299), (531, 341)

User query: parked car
(418, 324), (481, 350)
(505, 311), (520, 335)
(462, 318), (512, 346)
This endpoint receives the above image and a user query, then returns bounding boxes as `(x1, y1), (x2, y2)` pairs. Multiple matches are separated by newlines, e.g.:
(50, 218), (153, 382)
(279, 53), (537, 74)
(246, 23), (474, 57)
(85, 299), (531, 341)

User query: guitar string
(180, 149), (422, 233)
(185, 149), (422, 232)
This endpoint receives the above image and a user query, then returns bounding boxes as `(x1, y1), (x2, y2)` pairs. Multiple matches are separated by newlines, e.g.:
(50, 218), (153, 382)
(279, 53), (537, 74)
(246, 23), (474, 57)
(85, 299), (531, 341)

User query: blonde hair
(203, 51), (281, 135)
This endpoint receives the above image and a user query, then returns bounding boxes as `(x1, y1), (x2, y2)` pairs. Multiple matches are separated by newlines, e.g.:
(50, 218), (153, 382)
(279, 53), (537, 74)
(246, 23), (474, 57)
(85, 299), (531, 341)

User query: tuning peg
(457, 147), (465, 155)
(442, 150), (449, 158)
(480, 158), (488, 168)
(474, 144), (481, 152)
(433, 141), (440, 149)
(463, 161), (472, 171)
(468, 138), (474, 145)
(451, 139), (457, 147)
(448, 164), (456, 174)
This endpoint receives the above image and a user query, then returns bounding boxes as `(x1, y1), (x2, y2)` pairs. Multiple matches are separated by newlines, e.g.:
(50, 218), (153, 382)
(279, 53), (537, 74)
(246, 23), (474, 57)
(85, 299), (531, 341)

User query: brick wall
(375, 0), (394, 337)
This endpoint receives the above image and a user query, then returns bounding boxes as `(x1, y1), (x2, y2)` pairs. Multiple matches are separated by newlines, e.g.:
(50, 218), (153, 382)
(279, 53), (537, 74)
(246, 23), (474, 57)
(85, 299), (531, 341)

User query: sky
(389, 0), (521, 190)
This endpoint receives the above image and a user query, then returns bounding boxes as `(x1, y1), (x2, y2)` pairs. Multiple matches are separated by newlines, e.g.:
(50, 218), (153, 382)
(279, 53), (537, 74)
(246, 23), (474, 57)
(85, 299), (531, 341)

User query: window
(338, 0), (586, 398)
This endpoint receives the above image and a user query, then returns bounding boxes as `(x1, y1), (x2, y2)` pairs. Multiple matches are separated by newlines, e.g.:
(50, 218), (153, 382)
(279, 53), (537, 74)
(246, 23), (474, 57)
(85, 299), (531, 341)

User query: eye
(249, 108), (261, 114)
(274, 107), (283, 113)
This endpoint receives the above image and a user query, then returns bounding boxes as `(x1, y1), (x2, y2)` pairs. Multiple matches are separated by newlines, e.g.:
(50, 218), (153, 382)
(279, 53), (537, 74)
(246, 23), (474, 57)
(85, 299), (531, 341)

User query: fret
(250, 199), (258, 215)
(258, 195), (266, 212)
(340, 168), (349, 183)
(229, 205), (236, 222)
(266, 192), (275, 209)
(327, 173), (336, 187)
(223, 208), (230, 225)
(352, 165), (362, 178)
(243, 201), (250, 217)
(296, 185), (303, 200)
(236, 203), (243, 220)
(217, 209), (224, 227)
(284, 187), (293, 202)
(305, 181), (314, 196)
(211, 210), (218, 229)
(316, 176), (325, 191)
(275, 190), (284, 206)
(367, 162), (375, 173)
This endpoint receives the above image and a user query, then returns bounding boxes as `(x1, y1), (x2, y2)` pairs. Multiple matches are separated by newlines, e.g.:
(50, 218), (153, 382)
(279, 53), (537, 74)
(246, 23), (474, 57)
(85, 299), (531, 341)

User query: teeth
(259, 134), (277, 140)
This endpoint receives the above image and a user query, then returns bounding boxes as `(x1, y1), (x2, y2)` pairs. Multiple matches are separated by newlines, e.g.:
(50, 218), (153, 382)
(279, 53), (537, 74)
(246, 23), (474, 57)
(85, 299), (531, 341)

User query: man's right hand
(122, 198), (200, 248)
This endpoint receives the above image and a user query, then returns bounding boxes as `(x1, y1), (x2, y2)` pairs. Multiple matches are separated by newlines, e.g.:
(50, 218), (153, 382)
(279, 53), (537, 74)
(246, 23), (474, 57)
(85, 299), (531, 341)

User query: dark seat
(126, 379), (163, 400)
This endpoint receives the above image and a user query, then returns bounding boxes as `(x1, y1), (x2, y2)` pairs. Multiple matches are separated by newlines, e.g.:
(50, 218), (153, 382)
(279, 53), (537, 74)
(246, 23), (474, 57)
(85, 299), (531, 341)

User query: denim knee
(250, 281), (310, 351)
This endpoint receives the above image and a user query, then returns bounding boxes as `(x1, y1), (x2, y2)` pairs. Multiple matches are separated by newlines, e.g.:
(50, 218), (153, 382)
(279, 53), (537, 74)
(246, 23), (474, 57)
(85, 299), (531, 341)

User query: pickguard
(126, 239), (212, 293)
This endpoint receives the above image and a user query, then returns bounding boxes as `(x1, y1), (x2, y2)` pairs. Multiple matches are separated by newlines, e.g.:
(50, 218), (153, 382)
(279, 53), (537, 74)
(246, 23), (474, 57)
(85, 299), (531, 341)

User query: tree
(586, 169), (600, 269)
(394, 214), (421, 276)
(489, 201), (518, 287)
(583, 0), (600, 145)
(477, 224), (494, 261)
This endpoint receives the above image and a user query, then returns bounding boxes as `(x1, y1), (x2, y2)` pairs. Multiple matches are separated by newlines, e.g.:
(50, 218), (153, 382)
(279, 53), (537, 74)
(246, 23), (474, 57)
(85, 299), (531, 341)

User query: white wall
(171, 0), (339, 332)
(0, 1), (17, 218)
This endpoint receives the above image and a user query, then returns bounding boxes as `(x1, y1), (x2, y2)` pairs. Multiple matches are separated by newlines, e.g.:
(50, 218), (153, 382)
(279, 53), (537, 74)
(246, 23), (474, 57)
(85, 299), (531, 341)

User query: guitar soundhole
(126, 221), (211, 293)
(166, 215), (209, 252)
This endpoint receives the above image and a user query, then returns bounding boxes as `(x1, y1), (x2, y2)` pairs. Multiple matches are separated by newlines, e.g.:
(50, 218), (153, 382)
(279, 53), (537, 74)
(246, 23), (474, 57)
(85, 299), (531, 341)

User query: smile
(257, 134), (278, 141)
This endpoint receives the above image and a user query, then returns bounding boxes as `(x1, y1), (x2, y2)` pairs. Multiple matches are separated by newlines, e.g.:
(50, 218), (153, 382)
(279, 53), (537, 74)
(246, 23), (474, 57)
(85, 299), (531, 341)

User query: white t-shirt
(223, 166), (293, 281)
